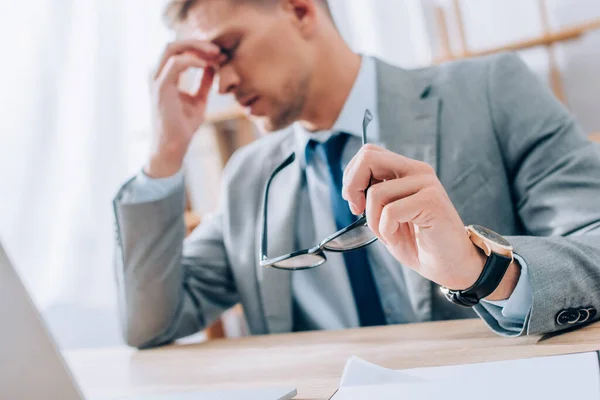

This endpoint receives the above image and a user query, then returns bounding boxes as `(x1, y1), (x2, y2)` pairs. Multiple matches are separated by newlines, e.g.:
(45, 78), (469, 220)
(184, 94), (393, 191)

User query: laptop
(0, 242), (297, 400)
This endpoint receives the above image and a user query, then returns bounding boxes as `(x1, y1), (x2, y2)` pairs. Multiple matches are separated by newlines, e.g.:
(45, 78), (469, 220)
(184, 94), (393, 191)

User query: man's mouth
(240, 96), (262, 115)
(239, 95), (260, 108)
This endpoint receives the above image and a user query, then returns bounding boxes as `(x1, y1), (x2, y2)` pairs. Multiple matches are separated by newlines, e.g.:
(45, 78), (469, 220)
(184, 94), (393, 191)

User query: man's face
(183, 1), (314, 131)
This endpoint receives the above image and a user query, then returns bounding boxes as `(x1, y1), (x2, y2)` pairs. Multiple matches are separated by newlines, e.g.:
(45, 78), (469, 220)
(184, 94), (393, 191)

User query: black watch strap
(442, 252), (513, 307)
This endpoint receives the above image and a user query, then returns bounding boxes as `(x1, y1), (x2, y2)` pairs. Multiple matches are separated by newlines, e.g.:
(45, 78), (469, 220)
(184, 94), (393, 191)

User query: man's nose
(217, 64), (240, 95)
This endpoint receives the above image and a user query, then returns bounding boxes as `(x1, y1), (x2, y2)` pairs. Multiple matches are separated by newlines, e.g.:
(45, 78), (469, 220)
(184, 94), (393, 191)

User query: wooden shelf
(434, 18), (600, 64)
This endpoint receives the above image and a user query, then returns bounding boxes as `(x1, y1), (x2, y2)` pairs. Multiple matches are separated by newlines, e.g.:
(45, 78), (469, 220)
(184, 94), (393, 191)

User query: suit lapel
(375, 59), (441, 321)
(255, 133), (300, 334)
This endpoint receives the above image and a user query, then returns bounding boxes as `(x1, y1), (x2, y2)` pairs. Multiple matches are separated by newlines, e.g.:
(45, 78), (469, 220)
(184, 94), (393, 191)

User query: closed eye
(220, 42), (240, 64)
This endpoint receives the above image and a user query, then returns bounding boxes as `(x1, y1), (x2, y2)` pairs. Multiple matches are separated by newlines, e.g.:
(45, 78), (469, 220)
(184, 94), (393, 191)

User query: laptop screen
(0, 242), (83, 400)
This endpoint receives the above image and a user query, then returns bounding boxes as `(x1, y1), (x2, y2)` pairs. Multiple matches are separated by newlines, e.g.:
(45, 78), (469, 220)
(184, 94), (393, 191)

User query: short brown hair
(163, 0), (331, 29)
(163, 0), (197, 28)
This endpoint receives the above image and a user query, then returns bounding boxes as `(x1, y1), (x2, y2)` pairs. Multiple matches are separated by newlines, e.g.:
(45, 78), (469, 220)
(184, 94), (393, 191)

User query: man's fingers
(342, 146), (433, 212)
(154, 39), (221, 79)
(195, 66), (216, 101)
(157, 53), (209, 89)
(379, 191), (431, 243)
(389, 222), (420, 267)
(344, 143), (386, 180)
(343, 145), (391, 208)
(364, 176), (430, 239)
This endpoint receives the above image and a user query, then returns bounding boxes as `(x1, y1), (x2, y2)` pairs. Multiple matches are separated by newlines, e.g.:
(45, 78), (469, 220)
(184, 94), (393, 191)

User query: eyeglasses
(259, 109), (377, 270)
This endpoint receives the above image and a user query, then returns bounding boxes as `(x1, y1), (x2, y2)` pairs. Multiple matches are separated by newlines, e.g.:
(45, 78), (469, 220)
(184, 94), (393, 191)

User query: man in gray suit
(113, 0), (600, 348)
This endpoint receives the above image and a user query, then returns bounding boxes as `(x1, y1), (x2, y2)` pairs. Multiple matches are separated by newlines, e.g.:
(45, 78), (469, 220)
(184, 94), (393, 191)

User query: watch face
(471, 225), (511, 247)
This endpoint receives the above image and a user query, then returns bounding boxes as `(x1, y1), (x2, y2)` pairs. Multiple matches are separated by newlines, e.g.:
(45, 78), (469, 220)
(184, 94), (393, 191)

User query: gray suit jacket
(113, 53), (600, 348)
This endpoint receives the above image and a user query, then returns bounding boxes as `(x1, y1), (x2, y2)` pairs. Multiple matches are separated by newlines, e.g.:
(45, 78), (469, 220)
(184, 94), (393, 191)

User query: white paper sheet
(339, 356), (423, 387)
(110, 387), (297, 400)
(333, 352), (600, 400)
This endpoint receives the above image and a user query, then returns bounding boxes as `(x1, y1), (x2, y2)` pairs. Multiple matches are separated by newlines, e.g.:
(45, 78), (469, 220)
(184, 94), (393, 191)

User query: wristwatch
(441, 225), (514, 307)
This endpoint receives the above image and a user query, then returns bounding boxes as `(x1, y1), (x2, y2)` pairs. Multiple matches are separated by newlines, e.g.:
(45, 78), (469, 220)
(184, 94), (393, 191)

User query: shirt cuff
(481, 253), (532, 322)
(120, 169), (185, 204)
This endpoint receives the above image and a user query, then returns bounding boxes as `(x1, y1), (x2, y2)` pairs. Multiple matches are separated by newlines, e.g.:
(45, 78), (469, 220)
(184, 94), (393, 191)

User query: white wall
(329, 0), (433, 68)
(550, 0), (600, 134)
(430, 0), (600, 133)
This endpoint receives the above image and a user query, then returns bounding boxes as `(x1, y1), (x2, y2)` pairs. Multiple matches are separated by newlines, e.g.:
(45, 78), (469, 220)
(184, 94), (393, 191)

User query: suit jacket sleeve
(476, 52), (600, 336)
(113, 176), (239, 348)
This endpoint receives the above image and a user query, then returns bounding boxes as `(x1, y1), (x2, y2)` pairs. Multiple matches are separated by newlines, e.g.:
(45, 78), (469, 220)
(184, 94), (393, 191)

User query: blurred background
(0, 0), (599, 349)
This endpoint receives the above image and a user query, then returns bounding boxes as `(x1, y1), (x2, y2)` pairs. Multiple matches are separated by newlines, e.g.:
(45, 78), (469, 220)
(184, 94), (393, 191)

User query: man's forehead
(178, 1), (242, 41)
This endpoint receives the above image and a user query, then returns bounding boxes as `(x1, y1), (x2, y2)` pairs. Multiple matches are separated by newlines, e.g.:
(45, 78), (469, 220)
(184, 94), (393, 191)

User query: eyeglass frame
(259, 109), (377, 271)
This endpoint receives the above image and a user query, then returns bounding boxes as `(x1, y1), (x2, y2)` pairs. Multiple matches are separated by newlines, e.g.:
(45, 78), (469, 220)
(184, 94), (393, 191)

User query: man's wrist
(485, 258), (521, 301)
(145, 150), (186, 179)
(442, 241), (487, 291)
(443, 242), (520, 301)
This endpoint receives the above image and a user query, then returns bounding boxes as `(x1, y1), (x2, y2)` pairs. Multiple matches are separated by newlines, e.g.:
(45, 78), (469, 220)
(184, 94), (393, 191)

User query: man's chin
(251, 114), (292, 134)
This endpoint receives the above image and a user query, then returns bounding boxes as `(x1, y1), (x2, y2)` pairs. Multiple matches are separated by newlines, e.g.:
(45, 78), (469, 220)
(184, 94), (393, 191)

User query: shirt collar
(293, 56), (378, 168)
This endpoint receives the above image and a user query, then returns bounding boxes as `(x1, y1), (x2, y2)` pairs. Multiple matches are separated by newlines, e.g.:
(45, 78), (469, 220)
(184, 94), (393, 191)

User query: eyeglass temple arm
(362, 109), (373, 146)
(260, 152), (297, 261)
(360, 109), (374, 206)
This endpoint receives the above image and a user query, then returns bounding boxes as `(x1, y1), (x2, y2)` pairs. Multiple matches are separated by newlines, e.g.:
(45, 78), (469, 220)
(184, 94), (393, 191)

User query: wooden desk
(65, 320), (600, 400)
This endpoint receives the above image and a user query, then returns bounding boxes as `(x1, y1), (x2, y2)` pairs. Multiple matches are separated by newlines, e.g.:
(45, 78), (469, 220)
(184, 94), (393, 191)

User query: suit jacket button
(556, 309), (580, 325)
(578, 308), (591, 323)
(556, 310), (569, 325)
(587, 307), (597, 321)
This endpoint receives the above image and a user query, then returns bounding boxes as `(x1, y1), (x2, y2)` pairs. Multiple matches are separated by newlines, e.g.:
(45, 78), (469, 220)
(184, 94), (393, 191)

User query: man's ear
(280, 0), (319, 38)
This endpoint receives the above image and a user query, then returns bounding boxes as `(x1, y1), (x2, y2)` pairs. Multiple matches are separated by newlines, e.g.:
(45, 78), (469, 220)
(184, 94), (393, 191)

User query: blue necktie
(307, 133), (386, 327)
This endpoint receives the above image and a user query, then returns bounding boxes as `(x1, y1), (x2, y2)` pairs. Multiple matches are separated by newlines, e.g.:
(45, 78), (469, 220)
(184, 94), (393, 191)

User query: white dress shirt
(122, 56), (532, 332)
